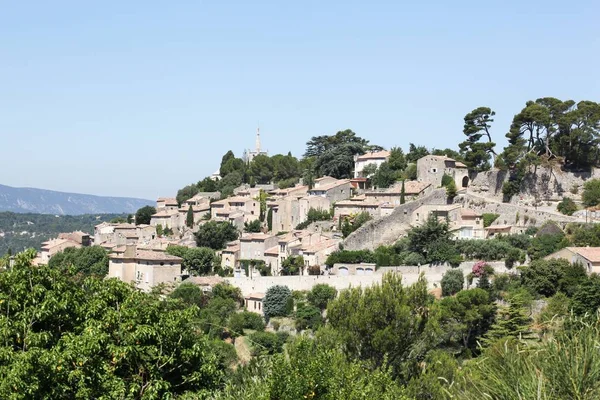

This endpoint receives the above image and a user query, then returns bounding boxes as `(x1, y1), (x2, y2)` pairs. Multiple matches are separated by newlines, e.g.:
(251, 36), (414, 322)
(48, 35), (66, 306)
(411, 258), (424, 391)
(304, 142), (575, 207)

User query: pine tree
(400, 179), (406, 204)
(483, 295), (532, 346)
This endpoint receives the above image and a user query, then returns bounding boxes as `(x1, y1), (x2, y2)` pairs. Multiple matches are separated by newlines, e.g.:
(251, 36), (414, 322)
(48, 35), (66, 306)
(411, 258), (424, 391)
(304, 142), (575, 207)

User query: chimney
(124, 243), (136, 258)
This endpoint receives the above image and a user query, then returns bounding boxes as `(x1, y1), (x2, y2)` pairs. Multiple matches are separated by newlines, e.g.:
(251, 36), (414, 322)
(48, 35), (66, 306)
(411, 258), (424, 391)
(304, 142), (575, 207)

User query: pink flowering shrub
(472, 261), (487, 277)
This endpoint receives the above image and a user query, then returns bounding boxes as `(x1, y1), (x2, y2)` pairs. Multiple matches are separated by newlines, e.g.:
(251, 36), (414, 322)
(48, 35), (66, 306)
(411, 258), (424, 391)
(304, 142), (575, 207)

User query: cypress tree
(400, 179), (406, 204)
(186, 205), (194, 228)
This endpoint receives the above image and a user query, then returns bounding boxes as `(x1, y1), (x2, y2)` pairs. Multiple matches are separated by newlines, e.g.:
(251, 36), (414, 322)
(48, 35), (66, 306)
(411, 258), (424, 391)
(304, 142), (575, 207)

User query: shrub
(403, 252), (426, 266)
(325, 250), (376, 268)
(441, 269), (464, 296)
(482, 213), (500, 228)
(248, 331), (289, 356)
(263, 285), (292, 319)
(307, 284), (338, 310)
(295, 302), (323, 331)
(557, 197), (578, 216)
(441, 174), (454, 187)
(582, 178), (600, 208)
(228, 311), (265, 336)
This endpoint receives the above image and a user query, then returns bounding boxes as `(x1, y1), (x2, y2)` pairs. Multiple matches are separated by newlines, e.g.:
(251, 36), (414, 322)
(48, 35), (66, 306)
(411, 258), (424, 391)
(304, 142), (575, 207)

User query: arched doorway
(462, 176), (469, 188)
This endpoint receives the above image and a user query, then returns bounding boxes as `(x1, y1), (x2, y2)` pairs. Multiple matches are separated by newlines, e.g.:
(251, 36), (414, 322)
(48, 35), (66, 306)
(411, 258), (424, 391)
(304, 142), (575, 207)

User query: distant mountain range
(0, 184), (154, 215)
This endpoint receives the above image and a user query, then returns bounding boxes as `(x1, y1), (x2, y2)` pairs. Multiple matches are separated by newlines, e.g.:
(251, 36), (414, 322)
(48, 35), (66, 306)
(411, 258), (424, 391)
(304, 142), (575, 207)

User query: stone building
(107, 245), (183, 292)
(545, 247), (600, 274)
(354, 150), (391, 178)
(40, 238), (82, 264)
(242, 128), (268, 163)
(416, 155), (469, 189)
(307, 179), (352, 203)
(244, 293), (265, 315)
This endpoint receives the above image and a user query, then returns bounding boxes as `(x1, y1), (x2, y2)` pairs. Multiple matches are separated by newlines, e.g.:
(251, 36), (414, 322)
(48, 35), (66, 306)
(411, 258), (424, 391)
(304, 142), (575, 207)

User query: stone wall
(343, 188), (449, 250)
(224, 261), (511, 296)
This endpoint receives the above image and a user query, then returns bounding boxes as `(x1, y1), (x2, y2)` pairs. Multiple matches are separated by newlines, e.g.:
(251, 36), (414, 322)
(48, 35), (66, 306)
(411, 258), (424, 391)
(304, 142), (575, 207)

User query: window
(431, 168), (437, 173)
(258, 302), (261, 310)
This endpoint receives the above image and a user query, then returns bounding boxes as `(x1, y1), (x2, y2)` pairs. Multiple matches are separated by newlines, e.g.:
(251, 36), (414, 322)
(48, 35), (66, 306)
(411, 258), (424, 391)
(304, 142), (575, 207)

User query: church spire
(255, 127), (261, 153)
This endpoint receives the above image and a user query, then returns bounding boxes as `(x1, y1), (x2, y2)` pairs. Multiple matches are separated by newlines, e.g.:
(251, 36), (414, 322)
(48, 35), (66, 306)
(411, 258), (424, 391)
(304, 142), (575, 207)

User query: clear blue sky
(1, 0), (598, 200)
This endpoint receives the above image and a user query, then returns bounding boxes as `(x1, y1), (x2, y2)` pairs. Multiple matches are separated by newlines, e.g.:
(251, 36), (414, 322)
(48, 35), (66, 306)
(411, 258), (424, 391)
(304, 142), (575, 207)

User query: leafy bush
(441, 174), (454, 187)
(341, 212), (373, 238)
(403, 252), (427, 266)
(520, 258), (587, 298)
(441, 269), (464, 296)
(325, 249), (376, 268)
(248, 331), (289, 356)
(582, 178), (600, 208)
(295, 302), (323, 331)
(557, 197), (578, 215)
(295, 207), (331, 229)
(527, 232), (568, 260)
(263, 285), (292, 319)
(244, 219), (262, 233)
(48, 245), (109, 277)
(280, 255), (304, 276)
(307, 284), (338, 310)
(169, 282), (210, 307)
(195, 221), (239, 250)
(482, 213), (500, 228)
(228, 311), (265, 336)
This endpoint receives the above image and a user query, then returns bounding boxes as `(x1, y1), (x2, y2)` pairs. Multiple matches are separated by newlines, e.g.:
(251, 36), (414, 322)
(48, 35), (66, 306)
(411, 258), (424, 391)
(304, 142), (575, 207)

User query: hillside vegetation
(0, 212), (124, 255)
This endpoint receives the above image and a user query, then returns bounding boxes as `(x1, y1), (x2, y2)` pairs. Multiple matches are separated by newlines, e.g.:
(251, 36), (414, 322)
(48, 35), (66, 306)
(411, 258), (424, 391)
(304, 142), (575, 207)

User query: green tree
(186, 205), (194, 228)
(244, 219), (262, 233)
(267, 207), (273, 231)
(195, 221), (239, 250)
(177, 184), (199, 205)
(400, 179), (406, 204)
(48, 245), (109, 277)
(361, 163), (379, 178)
(263, 285), (292, 319)
(228, 311), (265, 336)
(281, 255), (304, 276)
(197, 176), (218, 192)
(135, 205), (156, 225)
(406, 143), (430, 163)
(571, 275), (600, 316)
(183, 247), (218, 276)
(169, 282), (209, 307)
(372, 161), (398, 188)
(272, 153), (300, 181)
(458, 107), (496, 171)
(438, 288), (496, 353)
(307, 284), (338, 311)
(249, 154), (275, 184)
(441, 268), (464, 296)
(0, 250), (224, 398)
(557, 197), (578, 215)
(482, 293), (532, 345)
(445, 179), (457, 198)
(295, 302), (323, 331)
(582, 178), (600, 208)
(326, 274), (436, 382)
(388, 146), (408, 171)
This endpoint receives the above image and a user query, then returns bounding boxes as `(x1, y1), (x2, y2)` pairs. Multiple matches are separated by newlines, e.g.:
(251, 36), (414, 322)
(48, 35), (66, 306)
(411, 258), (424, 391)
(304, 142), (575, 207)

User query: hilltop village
(35, 110), (600, 307)
(6, 100), (600, 398)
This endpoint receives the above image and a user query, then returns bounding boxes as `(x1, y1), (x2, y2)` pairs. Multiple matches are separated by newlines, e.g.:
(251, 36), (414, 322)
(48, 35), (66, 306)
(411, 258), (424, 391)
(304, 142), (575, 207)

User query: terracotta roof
(240, 233), (276, 242)
(110, 250), (183, 262)
(460, 208), (482, 217)
(356, 150), (390, 161)
(246, 292), (265, 300)
(302, 239), (338, 253)
(178, 205), (210, 212)
(309, 179), (351, 192)
(315, 176), (335, 182)
(184, 276), (224, 286)
(567, 247), (600, 263)
(223, 244), (240, 253)
(113, 224), (136, 229)
(41, 238), (79, 250)
(485, 224), (513, 230)
(152, 210), (179, 218)
(157, 197), (178, 205)
(455, 161), (468, 168)
(264, 246), (279, 256)
(364, 181), (430, 196)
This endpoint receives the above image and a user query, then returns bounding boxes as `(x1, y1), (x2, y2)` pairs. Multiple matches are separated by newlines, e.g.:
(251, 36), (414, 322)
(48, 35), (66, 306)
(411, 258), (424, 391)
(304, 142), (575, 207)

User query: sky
(1, 0), (599, 200)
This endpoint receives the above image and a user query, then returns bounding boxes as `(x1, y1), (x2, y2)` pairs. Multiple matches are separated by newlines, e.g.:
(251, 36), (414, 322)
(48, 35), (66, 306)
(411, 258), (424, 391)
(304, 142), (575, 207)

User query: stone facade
(354, 151), (390, 178)
(417, 155), (469, 189)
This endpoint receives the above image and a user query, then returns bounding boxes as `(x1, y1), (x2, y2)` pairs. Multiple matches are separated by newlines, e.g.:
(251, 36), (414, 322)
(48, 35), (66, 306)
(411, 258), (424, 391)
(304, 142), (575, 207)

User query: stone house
(239, 233), (279, 264)
(416, 155), (469, 189)
(220, 240), (240, 271)
(94, 222), (116, 245)
(156, 197), (179, 212)
(484, 224), (514, 238)
(411, 204), (485, 240)
(268, 185), (308, 199)
(307, 179), (352, 203)
(107, 245), (183, 292)
(354, 150), (391, 178)
(300, 239), (340, 268)
(151, 210), (181, 231)
(177, 204), (210, 228)
(58, 231), (91, 246)
(269, 194), (331, 234)
(364, 181), (432, 205)
(334, 197), (382, 220)
(264, 231), (332, 275)
(211, 196), (260, 223)
(245, 292), (265, 315)
(545, 247), (600, 274)
(40, 238), (82, 264)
